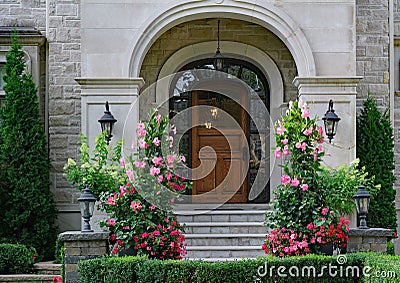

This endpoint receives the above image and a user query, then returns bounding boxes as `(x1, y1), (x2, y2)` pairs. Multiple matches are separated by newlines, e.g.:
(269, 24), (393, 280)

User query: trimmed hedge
(78, 253), (400, 283)
(0, 243), (35, 274)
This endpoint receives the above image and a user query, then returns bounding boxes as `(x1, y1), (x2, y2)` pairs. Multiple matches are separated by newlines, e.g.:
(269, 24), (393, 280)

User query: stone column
(59, 231), (109, 283)
(293, 76), (362, 227)
(75, 77), (145, 230)
(293, 77), (362, 168)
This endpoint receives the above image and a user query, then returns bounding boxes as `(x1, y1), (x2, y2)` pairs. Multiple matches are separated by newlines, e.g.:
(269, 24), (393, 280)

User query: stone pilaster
(59, 231), (109, 283)
(293, 77), (362, 168)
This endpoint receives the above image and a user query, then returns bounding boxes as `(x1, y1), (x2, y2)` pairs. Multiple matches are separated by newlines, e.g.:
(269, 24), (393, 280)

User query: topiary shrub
(356, 97), (397, 234)
(0, 32), (57, 261)
(0, 243), (36, 274)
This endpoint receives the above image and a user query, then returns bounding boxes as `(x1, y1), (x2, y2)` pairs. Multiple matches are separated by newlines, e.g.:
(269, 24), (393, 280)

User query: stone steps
(175, 205), (269, 260)
(0, 262), (62, 282)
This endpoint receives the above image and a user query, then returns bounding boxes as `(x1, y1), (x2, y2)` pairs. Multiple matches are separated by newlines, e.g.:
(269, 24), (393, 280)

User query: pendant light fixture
(213, 20), (224, 71)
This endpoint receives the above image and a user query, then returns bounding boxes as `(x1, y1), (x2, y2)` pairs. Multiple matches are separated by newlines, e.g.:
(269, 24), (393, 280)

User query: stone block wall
(0, 0), (46, 34)
(356, 0), (389, 106)
(47, 0), (82, 217)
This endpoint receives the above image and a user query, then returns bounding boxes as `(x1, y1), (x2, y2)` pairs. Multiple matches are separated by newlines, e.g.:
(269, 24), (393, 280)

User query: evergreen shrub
(0, 32), (57, 261)
(356, 97), (397, 233)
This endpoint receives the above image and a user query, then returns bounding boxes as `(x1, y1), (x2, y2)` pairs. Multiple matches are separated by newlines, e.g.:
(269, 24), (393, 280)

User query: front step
(33, 261), (61, 275)
(175, 205), (269, 260)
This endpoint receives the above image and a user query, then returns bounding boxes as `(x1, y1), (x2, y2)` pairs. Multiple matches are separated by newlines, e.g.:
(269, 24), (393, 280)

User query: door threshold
(173, 203), (270, 211)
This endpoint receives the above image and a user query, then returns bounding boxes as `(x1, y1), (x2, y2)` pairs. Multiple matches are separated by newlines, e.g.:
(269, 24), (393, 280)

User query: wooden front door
(191, 86), (248, 203)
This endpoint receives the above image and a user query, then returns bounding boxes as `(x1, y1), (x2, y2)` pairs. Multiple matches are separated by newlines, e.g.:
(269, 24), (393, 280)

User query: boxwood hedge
(78, 252), (400, 283)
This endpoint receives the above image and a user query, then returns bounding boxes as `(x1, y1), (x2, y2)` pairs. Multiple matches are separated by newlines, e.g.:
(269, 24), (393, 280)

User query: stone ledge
(0, 274), (56, 282)
(348, 228), (392, 237)
(59, 231), (109, 242)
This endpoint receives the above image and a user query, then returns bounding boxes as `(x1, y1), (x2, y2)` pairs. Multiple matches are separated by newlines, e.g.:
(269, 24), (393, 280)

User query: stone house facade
(1, 0), (400, 254)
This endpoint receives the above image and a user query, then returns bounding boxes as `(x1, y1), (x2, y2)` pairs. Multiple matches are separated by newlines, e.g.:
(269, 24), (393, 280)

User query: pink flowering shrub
(262, 227), (310, 257)
(99, 109), (190, 259)
(264, 100), (350, 256)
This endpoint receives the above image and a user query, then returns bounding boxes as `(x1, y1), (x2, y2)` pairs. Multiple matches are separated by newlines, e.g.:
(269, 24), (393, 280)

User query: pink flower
(126, 169), (134, 182)
(149, 205), (156, 211)
(165, 172), (172, 180)
(107, 194), (117, 205)
(318, 125), (324, 135)
(134, 160), (146, 169)
(276, 124), (286, 135)
(172, 126), (177, 135)
(321, 208), (329, 215)
(281, 139), (288, 145)
(301, 108), (310, 119)
(303, 126), (313, 136)
(130, 201), (142, 212)
(136, 125), (147, 138)
(153, 137), (161, 146)
(291, 178), (300, 187)
(274, 148), (281, 158)
(152, 156), (163, 166)
(141, 232), (149, 238)
(106, 218), (115, 227)
(181, 155), (186, 163)
(169, 136), (174, 148)
(150, 166), (161, 176)
(301, 142), (307, 151)
(170, 230), (179, 236)
(300, 184), (308, 191)
(295, 142), (302, 149)
(306, 223), (314, 230)
(153, 230), (161, 236)
(282, 145), (289, 156)
(120, 157), (125, 166)
(313, 151), (318, 162)
(167, 154), (176, 167)
(157, 175), (164, 182)
(281, 174), (291, 185)
(156, 114), (161, 123)
(138, 139), (148, 149)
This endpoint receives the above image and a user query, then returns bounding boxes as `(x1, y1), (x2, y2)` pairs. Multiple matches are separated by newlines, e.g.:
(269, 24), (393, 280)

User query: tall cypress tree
(356, 97), (397, 233)
(0, 33), (57, 260)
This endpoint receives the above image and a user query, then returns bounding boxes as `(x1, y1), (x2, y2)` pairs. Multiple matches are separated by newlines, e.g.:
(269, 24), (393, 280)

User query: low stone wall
(59, 231), (109, 283)
(347, 228), (392, 253)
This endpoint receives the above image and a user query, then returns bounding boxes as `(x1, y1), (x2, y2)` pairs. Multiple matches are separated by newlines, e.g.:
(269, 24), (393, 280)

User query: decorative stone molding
(128, 0), (315, 78)
(76, 77), (145, 149)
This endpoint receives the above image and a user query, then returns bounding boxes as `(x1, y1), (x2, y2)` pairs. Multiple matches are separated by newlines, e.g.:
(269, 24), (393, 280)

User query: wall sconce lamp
(322, 100), (340, 143)
(98, 101), (117, 145)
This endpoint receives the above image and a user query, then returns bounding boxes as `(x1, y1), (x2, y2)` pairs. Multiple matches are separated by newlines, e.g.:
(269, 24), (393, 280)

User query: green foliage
(356, 97), (397, 232)
(266, 100), (326, 233)
(78, 253), (400, 283)
(0, 32), (57, 261)
(0, 243), (36, 274)
(64, 132), (125, 199)
(54, 237), (64, 264)
(320, 159), (380, 216)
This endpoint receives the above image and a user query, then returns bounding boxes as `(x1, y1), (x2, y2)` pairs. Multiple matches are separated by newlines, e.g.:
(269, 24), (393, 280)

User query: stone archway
(127, 0), (315, 78)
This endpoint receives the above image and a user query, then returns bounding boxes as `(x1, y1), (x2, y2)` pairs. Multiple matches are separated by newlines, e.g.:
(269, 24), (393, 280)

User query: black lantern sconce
(213, 20), (224, 71)
(77, 185), (96, 233)
(353, 184), (371, 229)
(98, 101), (117, 145)
(322, 100), (340, 143)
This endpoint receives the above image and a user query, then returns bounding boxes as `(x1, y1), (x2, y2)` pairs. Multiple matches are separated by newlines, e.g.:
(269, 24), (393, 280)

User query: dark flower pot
(319, 242), (334, 256)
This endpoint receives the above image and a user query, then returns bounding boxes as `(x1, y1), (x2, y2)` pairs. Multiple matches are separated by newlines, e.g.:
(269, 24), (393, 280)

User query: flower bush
(65, 109), (190, 260)
(264, 100), (350, 256)
(306, 207), (350, 253)
(262, 227), (310, 257)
